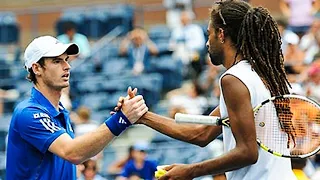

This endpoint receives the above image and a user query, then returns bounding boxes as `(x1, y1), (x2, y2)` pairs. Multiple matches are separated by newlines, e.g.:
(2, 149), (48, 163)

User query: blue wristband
(105, 111), (131, 136)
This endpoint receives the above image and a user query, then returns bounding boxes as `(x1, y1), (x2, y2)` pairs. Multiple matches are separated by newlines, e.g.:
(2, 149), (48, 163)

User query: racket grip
(175, 113), (220, 126)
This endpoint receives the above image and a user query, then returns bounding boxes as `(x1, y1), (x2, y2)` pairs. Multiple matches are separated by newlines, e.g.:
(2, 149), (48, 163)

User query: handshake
(111, 86), (148, 124)
(104, 86), (148, 136)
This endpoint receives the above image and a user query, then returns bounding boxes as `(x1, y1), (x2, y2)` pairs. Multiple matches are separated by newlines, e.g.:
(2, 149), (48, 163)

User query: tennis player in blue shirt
(6, 35), (148, 180)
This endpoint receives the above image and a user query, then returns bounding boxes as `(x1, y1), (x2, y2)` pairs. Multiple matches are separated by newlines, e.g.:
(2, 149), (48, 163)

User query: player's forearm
(66, 124), (114, 164)
(140, 112), (221, 147)
(190, 146), (258, 177)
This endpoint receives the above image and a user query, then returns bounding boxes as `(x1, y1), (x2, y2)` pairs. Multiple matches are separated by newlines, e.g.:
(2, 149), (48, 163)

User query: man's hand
(111, 87), (137, 114)
(117, 87), (148, 124)
(158, 164), (194, 180)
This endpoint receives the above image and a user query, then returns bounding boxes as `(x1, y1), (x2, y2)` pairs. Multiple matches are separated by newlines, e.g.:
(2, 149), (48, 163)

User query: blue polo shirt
(6, 87), (76, 180)
(121, 159), (157, 180)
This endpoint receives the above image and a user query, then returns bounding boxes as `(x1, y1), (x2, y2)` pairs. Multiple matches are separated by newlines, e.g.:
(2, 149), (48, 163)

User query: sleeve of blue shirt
(17, 107), (66, 153)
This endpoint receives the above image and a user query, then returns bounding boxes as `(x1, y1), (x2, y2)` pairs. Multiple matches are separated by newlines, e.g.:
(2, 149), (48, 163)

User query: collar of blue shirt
(31, 87), (67, 117)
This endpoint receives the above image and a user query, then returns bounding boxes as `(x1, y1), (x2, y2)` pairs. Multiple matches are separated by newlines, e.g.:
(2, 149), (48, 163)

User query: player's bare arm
(159, 74), (257, 180)
(140, 109), (222, 147)
(49, 94), (148, 164)
(113, 88), (222, 147)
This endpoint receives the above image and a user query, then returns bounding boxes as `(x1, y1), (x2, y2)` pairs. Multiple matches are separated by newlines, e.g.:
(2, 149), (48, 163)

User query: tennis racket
(175, 94), (320, 158)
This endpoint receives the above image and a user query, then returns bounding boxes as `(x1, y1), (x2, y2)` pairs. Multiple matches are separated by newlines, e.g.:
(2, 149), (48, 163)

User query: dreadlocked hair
(210, 0), (291, 96)
(211, 0), (296, 146)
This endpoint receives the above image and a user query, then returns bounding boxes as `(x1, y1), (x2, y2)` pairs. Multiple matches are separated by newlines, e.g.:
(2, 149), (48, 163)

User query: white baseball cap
(284, 33), (299, 45)
(24, 35), (79, 69)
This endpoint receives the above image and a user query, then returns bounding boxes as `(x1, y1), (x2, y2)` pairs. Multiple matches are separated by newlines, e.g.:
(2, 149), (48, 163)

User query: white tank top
(219, 61), (296, 180)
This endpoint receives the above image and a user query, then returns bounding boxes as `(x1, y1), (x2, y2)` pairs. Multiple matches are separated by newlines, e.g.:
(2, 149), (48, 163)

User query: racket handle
(175, 113), (221, 126)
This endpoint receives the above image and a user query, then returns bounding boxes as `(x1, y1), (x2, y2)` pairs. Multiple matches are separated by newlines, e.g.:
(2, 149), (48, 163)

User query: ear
(31, 63), (42, 76)
(218, 28), (225, 43)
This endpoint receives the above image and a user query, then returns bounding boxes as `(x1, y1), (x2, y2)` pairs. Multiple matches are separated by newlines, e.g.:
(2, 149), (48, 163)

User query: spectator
(127, 174), (142, 180)
(70, 106), (103, 167)
(163, 0), (194, 30)
(305, 63), (320, 102)
(276, 17), (300, 54)
(311, 154), (320, 179)
(198, 57), (223, 114)
(78, 159), (106, 180)
(169, 10), (205, 77)
(279, 0), (317, 36)
(57, 21), (91, 59)
(0, 89), (19, 116)
(283, 33), (306, 74)
(107, 146), (134, 175)
(117, 142), (157, 180)
(168, 105), (186, 119)
(60, 87), (72, 111)
(198, 56), (223, 98)
(167, 80), (208, 115)
(73, 106), (103, 170)
(119, 28), (158, 76)
(300, 19), (320, 64)
(73, 106), (99, 137)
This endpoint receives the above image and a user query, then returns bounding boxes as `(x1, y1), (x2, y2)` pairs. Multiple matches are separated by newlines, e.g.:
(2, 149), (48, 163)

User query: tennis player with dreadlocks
(115, 0), (297, 179)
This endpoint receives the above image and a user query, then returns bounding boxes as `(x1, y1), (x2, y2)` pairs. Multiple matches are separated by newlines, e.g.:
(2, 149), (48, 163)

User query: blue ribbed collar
(31, 87), (66, 117)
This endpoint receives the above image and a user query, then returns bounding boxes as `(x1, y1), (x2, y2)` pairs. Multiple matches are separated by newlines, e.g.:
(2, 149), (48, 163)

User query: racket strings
(256, 97), (320, 157)
(289, 98), (320, 156)
(274, 98), (296, 148)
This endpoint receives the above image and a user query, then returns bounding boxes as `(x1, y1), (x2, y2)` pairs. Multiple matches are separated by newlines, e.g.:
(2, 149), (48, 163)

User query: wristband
(105, 111), (131, 136)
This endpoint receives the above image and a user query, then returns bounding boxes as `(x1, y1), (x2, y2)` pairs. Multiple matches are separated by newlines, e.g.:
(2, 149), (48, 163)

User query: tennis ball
(155, 168), (167, 179)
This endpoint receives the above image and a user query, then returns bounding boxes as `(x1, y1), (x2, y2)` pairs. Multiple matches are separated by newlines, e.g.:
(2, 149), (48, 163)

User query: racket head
(254, 94), (320, 158)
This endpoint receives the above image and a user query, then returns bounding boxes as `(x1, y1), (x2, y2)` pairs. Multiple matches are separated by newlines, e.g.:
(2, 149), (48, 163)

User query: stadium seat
(0, 60), (12, 84)
(76, 79), (103, 94)
(9, 62), (28, 80)
(83, 9), (108, 39)
(135, 74), (163, 107)
(90, 110), (110, 123)
(0, 169), (5, 180)
(0, 12), (19, 44)
(150, 56), (183, 90)
(100, 78), (128, 93)
(0, 131), (7, 152)
(70, 62), (95, 76)
(15, 80), (33, 97)
(101, 146), (117, 178)
(0, 114), (10, 152)
(148, 25), (171, 42)
(55, 7), (86, 36)
(102, 58), (129, 76)
(0, 152), (5, 174)
(103, 5), (134, 36)
(97, 92), (127, 111)
(151, 132), (175, 143)
(79, 92), (109, 111)
(156, 41), (173, 56)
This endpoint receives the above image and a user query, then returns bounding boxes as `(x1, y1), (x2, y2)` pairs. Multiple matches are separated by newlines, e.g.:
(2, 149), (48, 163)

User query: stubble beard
(43, 77), (69, 91)
(208, 47), (224, 66)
